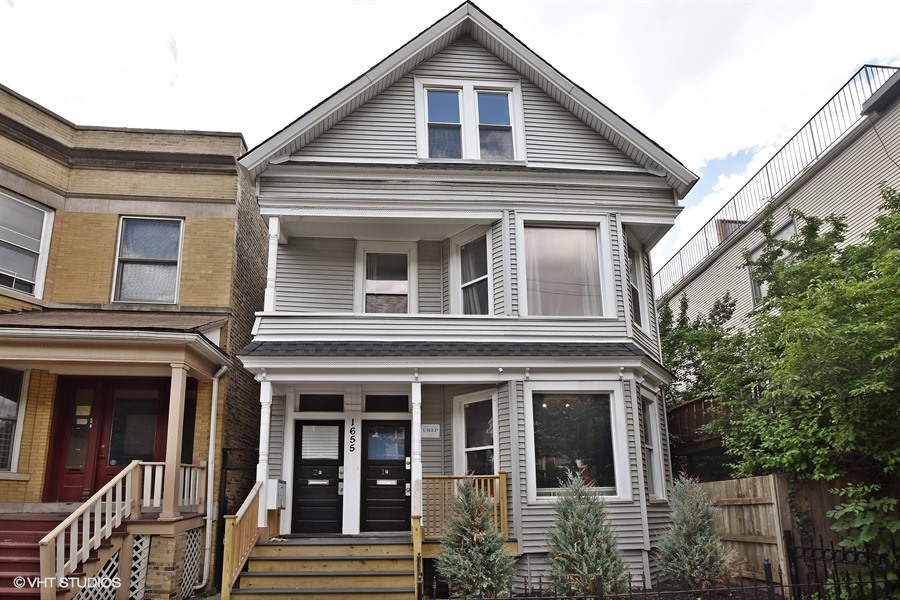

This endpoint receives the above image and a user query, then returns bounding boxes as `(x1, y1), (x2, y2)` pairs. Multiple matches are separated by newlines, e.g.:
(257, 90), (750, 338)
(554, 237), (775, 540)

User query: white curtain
(525, 227), (601, 316)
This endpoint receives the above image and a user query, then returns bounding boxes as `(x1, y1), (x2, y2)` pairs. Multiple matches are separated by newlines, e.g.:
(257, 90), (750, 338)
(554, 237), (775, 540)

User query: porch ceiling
(0, 309), (229, 380)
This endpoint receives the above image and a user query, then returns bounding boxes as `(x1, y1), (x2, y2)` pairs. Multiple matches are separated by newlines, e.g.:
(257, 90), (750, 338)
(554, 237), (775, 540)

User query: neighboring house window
(0, 190), (53, 297)
(113, 217), (183, 303)
(450, 229), (491, 315)
(642, 397), (663, 498)
(415, 78), (524, 161)
(627, 240), (647, 330)
(749, 220), (797, 306)
(453, 391), (498, 475)
(523, 226), (603, 316)
(525, 382), (629, 501)
(355, 241), (418, 314)
(0, 367), (26, 472)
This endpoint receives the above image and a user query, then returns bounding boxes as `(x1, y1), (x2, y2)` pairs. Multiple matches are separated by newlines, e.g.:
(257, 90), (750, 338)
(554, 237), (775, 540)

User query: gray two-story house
(227, 3), (697, 597)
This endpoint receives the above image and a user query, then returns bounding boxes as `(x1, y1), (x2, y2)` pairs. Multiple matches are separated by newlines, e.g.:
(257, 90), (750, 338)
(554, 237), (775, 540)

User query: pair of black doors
(292, 420), (410, 533)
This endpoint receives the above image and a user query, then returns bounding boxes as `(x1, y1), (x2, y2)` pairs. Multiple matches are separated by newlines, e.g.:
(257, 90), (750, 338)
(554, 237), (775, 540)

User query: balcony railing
(654, 65), (899, 301)
(420, 473), (509, 539)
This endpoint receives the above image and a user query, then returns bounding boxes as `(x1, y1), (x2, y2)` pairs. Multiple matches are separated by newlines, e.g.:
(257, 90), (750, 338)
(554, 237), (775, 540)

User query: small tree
(547, 471), (627, 595)
(657, 475), (737, 589)
(435, 478), (515, 598)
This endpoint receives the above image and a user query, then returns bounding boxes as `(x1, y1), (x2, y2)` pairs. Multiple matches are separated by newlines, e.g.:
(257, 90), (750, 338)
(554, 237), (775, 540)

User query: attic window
(416, 78), (524, 161)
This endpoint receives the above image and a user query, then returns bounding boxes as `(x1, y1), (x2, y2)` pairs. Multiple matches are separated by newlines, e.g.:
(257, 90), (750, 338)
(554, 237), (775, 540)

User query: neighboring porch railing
(221, 480), (263, 600)
(420, 473), (509, 539)
(37, 460), (207, 599)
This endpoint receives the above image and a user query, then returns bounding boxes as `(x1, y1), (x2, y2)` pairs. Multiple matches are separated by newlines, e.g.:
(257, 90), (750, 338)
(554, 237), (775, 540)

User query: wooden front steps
(231, 535), (416, 600)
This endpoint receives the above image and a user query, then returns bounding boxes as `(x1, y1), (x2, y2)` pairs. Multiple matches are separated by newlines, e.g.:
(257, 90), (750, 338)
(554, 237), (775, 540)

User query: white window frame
(524, 380), (630, 503)
(452, 389), (499, 476)
(626, 234), (650, 333)
(354, 241), (418, 314)
(642, 396), (665, 500)
(448, 226), (493, 315)
(515, 213), (616, 318)
(0, 190), (54, 299)
(749, 220), (797, 306)
(0, 368), (29, 474)
(414, 77), (526, 162)
(111, 216), (184, 304)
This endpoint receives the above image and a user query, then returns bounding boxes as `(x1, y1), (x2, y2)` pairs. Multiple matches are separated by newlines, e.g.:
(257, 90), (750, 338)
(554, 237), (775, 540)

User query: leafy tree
(656, 475), (738, 588)
(546, 471), (627, 596)
(435, 478), (515, 598)
(709, 184), (900, 482)
(826, 483), (900, 561)
(658, 291), (735, 407)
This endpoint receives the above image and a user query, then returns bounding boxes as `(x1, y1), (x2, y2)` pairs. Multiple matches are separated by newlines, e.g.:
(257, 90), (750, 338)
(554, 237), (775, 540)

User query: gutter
(194, 364), (228, 592)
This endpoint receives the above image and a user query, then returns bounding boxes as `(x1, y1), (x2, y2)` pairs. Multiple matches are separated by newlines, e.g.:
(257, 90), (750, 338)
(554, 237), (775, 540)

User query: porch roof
(240, 340), (645, 358)
(0, 308), (228, 333)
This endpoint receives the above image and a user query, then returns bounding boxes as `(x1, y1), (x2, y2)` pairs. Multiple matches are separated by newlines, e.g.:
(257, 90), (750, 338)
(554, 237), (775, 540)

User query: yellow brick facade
(0, 370), (56, 503)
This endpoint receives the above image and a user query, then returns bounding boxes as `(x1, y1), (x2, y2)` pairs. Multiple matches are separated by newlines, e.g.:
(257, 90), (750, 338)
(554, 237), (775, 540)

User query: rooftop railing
(654, 65), (899, 301)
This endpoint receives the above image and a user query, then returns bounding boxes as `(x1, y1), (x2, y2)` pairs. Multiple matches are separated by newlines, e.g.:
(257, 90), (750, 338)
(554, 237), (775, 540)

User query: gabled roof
(239, 1), (698, 198)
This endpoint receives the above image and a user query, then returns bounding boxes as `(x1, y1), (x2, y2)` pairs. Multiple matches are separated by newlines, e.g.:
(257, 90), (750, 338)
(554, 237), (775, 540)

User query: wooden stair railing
(221, 480), (263, 600)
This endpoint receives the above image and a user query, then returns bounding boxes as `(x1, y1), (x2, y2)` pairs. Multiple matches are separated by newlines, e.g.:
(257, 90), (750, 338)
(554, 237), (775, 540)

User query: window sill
(0, 472), (30, 481)
(416, 158), (527, 167)
(0, 286), (46, 307)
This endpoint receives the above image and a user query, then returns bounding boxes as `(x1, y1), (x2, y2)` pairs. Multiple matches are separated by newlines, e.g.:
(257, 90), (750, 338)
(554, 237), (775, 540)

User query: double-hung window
(454, 391), (498, 475)
(0, 190), (53, 297)
(521, 220), (614, 317)
(355, 242), (418, 314)
(450, 229), (491, 315)
(113, 217), (183, 303)
(749, 220), (796, 306)
(0, 367), (26, 472)
(642, 397), (664, 498)
(627, 239), (648, 330)
(417, 78), (524, 161)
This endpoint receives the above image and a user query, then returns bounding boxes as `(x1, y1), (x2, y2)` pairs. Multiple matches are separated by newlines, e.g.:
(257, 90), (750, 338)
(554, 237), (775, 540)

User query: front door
(361, 421), (411, 532)
(47, 378), (169, 502)
(292, 421), (344, 534)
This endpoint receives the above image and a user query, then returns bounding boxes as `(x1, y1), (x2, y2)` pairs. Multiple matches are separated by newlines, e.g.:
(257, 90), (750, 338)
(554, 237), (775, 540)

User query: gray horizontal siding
(668, 98), (900, 326)
(491, 219), (506, 316)
(294, 35), (642, 171)
(419, 240), (443, 314)
(276, 237), (355, 312)
(422, 385), (444, 476)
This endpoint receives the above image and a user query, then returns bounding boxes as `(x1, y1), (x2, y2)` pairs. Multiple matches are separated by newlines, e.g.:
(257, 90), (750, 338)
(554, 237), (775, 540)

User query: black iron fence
(424, 531), (899, 599)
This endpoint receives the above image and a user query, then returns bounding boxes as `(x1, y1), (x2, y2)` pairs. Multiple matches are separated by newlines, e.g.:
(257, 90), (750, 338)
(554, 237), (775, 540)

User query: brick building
(0, 84), (265, 598)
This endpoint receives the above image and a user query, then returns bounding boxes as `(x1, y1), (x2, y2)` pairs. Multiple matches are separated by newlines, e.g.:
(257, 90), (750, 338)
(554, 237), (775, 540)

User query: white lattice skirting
(72, 550), (120, 600)
(180, 527), (204, 600)
(130, 535), (151, 600)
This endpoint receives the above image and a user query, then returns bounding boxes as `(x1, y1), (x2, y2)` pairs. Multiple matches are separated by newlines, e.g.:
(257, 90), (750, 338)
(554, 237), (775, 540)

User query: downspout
(195, 364), (228, 591)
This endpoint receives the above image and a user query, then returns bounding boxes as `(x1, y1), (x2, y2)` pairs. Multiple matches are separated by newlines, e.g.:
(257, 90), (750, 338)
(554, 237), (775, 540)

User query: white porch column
(264, 216), (280, 311)
(161, 362), (188, 520)
(411, 381), (423, 491)
(257, 379), (273, 528)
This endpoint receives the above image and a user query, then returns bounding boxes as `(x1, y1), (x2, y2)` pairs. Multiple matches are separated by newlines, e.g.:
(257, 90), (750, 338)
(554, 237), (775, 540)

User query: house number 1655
(349, 418), (357, 452)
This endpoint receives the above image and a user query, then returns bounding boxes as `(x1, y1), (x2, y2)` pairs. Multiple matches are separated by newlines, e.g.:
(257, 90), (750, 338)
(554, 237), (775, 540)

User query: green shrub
(656, 475), (737, 588)
(547, 471), (628, 595)
(435, 478), (515, 598)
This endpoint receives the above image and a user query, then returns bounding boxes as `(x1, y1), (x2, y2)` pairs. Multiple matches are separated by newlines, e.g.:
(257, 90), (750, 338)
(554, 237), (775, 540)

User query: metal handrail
(654, 64), (899, 300)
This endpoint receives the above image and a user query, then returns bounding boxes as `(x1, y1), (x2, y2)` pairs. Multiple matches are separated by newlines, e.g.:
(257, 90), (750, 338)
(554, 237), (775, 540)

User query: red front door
(47, 377), (169, 502)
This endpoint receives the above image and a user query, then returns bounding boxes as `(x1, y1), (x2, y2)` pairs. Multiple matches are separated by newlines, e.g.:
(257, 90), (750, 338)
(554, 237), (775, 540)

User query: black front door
(292, 421), (344, 534)
(361, 421), (411, 532)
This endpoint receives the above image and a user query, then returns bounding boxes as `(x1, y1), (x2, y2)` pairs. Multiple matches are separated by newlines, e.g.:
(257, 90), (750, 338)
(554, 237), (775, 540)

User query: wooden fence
(700, 474), (792, 582)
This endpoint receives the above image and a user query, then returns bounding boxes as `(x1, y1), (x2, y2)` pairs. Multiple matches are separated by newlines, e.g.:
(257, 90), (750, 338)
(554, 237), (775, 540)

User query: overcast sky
(2, 0), (899, 268)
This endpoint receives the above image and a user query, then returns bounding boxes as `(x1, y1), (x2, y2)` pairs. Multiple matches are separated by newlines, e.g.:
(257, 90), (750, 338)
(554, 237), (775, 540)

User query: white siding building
(231, 3), (698, 596)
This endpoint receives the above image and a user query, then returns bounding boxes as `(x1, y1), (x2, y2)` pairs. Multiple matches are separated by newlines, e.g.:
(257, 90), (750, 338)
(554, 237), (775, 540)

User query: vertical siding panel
(268, 395), (286, 480)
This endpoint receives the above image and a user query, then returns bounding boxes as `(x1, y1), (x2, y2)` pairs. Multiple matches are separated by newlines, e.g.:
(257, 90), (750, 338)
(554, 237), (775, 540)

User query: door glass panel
(301, 425), (340, 460)
(66, 389), (93, 468)
(108, 390), (159, 466)
(366, 425), (406, 461)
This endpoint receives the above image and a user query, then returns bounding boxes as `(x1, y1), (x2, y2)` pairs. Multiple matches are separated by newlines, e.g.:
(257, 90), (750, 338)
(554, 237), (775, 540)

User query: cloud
(167, 36), (178, 63)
